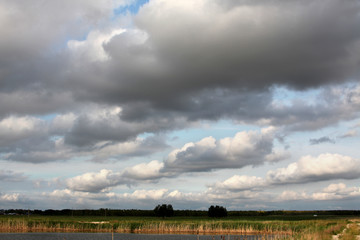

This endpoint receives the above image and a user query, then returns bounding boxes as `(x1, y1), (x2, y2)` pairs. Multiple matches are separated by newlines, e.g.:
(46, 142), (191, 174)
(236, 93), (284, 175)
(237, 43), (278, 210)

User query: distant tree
(208, 205), (227, 218)
(154, 204), (174, 218)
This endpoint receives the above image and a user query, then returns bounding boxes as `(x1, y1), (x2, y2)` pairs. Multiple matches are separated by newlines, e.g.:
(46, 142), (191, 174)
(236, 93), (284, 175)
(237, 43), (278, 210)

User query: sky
(0, 0), (360, 211)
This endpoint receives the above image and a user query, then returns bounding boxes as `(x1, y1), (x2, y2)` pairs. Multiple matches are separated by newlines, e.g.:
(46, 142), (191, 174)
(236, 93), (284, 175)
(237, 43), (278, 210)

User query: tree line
(1, 208), (360, 217)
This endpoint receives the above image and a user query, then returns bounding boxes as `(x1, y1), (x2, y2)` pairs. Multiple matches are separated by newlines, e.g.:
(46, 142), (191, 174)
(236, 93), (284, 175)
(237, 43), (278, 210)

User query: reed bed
(0, 215), (353, 239)
(130, 220), (294, 235)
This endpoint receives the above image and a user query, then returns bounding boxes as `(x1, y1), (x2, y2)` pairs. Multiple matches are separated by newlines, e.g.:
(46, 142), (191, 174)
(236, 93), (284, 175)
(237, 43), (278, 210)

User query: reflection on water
(0, 233), (287, 240)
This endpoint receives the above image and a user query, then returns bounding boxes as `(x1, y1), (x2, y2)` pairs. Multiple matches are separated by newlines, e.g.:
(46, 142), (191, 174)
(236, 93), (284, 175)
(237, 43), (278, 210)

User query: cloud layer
(0, 0), (360, 210)
(211, 154), (360, 193)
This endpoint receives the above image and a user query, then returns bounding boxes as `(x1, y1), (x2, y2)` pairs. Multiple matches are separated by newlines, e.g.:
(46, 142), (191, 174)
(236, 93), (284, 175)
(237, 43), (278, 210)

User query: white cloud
(274, 183), (360, 202)
(62, 144), (360, 196)
(68, 28), (127, 62)
(0, 193), (20, 202)
(164, 127), (286, 172)
(278, 191), (309, 201)
(122, 160), (167, 180)
(213, 175), (265, 191)
(63, 160), (166, 193)
(0, 116), (46, 146)
(1, 0), (360, 211)
(43, 187), (206, 209)
(123, 189), (168, 200)
(209, 153), (360, 198)
(266, 154), (360, 184)
(0, 106), (168, 163)
(66, 169), (123, 193)
(206, 188), (264, 202)
(322, 183), (347, 193)
(312, 183), (360, 201)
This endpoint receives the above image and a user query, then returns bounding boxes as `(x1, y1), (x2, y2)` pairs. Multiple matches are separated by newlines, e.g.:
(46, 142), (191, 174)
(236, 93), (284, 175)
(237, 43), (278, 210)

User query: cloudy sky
(1, 0), (360, 211)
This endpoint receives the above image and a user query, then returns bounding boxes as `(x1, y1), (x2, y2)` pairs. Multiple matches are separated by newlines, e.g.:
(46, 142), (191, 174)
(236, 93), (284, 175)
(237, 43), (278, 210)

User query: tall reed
(0, 215), (352, 239)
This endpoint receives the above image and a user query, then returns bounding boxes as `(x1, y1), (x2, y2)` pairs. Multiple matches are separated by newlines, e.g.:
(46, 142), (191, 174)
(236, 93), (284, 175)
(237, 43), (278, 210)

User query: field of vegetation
(1, 214), (359, 239)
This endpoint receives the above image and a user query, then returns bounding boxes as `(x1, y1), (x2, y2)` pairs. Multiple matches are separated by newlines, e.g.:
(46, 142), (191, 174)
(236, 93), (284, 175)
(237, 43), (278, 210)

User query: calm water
(0, 233), (284, 240)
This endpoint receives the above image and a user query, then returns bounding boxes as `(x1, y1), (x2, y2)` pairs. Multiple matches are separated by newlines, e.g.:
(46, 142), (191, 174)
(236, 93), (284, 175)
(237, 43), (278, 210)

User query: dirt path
(332, 220), (360, 240)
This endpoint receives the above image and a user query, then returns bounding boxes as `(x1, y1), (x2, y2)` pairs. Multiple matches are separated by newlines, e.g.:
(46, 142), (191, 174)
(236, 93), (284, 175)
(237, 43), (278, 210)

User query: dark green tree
(208, 205), (227, 218)
(154, 204), (174, 218)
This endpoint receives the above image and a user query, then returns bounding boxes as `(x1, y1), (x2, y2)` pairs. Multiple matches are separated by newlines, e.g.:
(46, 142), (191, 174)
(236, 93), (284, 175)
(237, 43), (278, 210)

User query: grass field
(0, 215), (358, 239)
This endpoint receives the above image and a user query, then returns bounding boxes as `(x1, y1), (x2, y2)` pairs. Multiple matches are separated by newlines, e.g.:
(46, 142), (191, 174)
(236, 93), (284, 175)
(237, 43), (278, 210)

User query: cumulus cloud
(88, 136), (169, 162)
(0, 193), (21, 202)
(0, 192), (28, 208)
(164, 127), (287, 172)
(1, 106), (169, 163)
(123, 189), (168, 200)
(3, 134), (167, 164)
(58, 0), (360, 132)
(0, 116), (47, 147)
(277, 191), (309, 201)
(0, 0), (132, 94)
(66, 127), (282, 191)
(0, 0), (360, 152)
(266, 154), (360, 184)
(312, 183), (360, 201)
(41, 181), (360, 210)
(131, 0), (360, 92)
(44, 188), (205, 209)
(212, 175), (266, 191)
(62, 105), (188, 147)
(1, 0), (360, 210)
(210, 153), (360, 195)
(262, 85), (360, 132)
(122, 160), (169, 180)
(62, 128), (287, 192)
(66, 169), (123, 193)
(67, 28), (127, 63)
(276, 183), (360, 202)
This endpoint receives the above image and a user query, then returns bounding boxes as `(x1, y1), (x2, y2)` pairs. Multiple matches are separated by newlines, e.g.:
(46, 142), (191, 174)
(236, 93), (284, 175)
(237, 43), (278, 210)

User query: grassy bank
(0, 215), (356, 239)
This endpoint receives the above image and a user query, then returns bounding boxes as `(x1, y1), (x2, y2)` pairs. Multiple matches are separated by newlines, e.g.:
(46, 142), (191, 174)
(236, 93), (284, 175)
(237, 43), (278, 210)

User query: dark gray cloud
(1, 0), (360, 164)
(0, 0), (359, 125)
(0, 116), (47, 149)
(2, 0), (360, 211)
(60, 0), (360, 122)
(0, 91), (75, 119)
(133, 0), (360, 89)
(261, 85), (360, 132)
(309, 136), (336, 145)
(3, 134), (168, 164)
(0, 110), (169, 163)
(62, 106), (189, 147)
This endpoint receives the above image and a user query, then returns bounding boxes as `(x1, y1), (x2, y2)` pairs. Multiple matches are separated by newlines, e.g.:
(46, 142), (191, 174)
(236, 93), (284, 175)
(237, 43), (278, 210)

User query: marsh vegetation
(1, 214), (359, 239)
